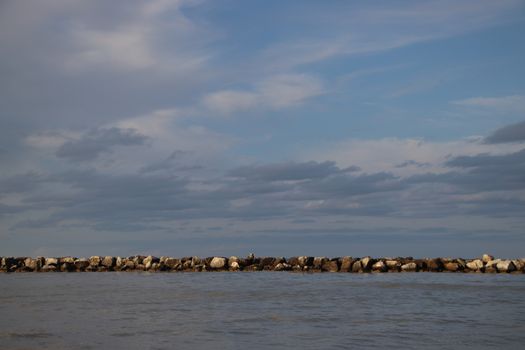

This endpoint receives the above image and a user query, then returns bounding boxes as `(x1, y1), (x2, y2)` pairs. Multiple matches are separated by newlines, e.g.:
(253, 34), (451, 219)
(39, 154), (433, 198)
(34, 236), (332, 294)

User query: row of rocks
(1, 254), (523, 273)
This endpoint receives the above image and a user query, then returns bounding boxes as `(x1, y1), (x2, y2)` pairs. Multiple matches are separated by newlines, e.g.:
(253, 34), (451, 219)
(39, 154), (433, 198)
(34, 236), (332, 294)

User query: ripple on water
(0, 273), (524, 349)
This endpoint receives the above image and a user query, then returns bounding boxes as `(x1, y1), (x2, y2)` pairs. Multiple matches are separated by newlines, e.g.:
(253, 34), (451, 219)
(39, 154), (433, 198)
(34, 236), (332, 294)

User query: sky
(1, 0), (525, 258)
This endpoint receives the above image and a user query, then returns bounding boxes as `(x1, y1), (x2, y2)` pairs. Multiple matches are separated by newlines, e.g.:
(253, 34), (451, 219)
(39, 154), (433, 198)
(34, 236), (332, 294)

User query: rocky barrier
(1, 254), (524, 273)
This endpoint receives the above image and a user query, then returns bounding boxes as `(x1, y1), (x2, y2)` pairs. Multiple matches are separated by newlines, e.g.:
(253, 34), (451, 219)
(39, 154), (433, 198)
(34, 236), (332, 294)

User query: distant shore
(2, 254), (524, 273)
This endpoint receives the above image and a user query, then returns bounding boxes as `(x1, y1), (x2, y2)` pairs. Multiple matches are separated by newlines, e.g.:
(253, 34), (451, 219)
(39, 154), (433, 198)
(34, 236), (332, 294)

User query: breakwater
(1, 254), (524, 273)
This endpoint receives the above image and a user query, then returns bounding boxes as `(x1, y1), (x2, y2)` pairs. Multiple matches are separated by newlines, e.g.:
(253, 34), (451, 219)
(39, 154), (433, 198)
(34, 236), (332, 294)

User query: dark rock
(340, 257), (354, 272)
(60, 262), (75, 272)
(74, 259), (90, 271)
(427, 258), (444, 272)
(259, 257), (276, 269)
(360, 256), (375, 271)
(321, 259), (339, 272)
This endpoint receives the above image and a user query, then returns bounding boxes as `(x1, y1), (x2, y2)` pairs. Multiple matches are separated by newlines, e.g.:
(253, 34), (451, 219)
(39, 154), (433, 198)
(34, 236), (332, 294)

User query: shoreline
(2, 254), (524, 273)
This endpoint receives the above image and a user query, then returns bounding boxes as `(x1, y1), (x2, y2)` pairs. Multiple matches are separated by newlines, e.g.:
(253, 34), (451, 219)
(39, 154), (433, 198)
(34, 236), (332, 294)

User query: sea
(1, 272), (524, 349)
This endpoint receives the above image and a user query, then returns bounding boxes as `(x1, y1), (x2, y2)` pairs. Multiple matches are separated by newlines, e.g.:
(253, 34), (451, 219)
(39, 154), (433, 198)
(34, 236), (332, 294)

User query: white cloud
(203, 74), (324, 115)
(103, 108), (235, 174)
(452, 95), (525, 114)
(65, 0), (211, 72)
(305, 137), (524, 177)
(259, 0), (522, 72)
(203, 91), (259, 115)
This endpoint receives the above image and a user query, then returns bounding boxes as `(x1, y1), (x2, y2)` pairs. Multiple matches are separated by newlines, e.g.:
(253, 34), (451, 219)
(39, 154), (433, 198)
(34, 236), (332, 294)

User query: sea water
(1, 272), (524, 349)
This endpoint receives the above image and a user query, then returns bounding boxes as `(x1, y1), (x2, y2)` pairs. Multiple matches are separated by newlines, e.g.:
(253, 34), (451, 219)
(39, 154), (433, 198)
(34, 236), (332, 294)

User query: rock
(401, 262), (417, 272)
(512, 259), (524, 272)
(360, 256), (374, 271)
(288, 257), (300, 266)
(60, 262), (75, 272)
(101, 256), (116, 268)
(89, 256), (101, 267)
(466, 259), (484, 271)
(372, 261), (387, 272)
(210, 257), (226, 269)
(24, 258), (40, 271)
(321, 259), (339, 272)
(142, 255), (153, 270)
(182, 260), (192, 270)
(191, 256), (202, 267)
(274, 263), (291, 271)
(259, 257), (276, 269)
(41, 264), (57, 272)
(414, 259), (428, 271)
(485, 259), (499, 273)
(125, 260), (135, 270)
(45, 257), (58, 266)
(60, 257), (75, 264)
(427, 258), (444, 272)
(444, 262), (460, 272)
(340, 257), (354, 272)
(385, 260), (401, 271)
(115, 257), (123, 269)
(133, 256), (144, 265)
(228, 256), (239, 267)
(482, 254), (494, 263)
(229, 261), (240, 270)
(143, 256), (159, 270)
(298, 256), (314, 267)
(455, 259), (467, 270)
(313, 257), (327, 270)
(496, 260), (516, 273)
(164, 258), (180, 269)
(351, 260), (362, 273)
(74, 258), (90, 270)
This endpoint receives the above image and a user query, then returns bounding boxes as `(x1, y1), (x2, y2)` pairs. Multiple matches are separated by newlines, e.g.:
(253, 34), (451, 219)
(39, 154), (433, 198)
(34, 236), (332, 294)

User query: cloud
(203, 74), (324, 115)
(452, 95), (525, 114)
(259, 0), (522, 71)
(484, 120), (525, 144)
(409, 148), (525, 193)
(64, 0), (211, 72)
(56, 127), (149, 162)
(305, 137), (524, 177)
(229, 161), (349, 182)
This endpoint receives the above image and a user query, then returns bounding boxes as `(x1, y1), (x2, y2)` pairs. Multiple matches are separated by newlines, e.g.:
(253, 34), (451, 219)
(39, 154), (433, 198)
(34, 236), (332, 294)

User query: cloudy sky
(1, 0), (525, 258)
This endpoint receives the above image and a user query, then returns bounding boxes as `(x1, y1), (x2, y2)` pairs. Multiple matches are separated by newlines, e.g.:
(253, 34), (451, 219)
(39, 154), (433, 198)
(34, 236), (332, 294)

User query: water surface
(1, 272), (524, 349)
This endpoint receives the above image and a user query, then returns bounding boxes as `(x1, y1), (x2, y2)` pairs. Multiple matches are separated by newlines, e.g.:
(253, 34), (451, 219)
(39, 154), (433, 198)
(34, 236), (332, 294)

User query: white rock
(89, 256), (101, 267)
(45, 257), (58, 265)
(210, 257), (226, 269)
(401, 262), (417, 272)
(372, 261), (386, 272)
(482, 254), (494, 263)
(466, 259), (484, 270)
(496, 260), (516, 273)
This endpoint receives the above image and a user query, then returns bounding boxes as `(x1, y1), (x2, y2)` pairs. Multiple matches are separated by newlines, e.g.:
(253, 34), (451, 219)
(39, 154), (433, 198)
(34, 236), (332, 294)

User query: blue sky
(1, 0), (525, 258)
